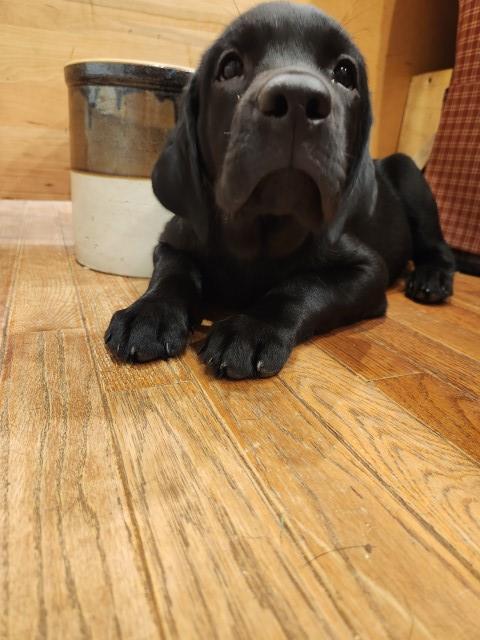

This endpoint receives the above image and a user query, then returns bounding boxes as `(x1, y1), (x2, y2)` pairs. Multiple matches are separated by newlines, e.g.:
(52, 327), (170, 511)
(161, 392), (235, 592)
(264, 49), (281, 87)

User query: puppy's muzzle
(215, 68), (339, 216)
(257, 71), (331, 125)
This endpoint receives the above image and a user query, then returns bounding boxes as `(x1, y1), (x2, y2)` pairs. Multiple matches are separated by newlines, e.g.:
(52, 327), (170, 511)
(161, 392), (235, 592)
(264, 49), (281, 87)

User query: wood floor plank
(130, 261), (480, 585)
(3, 203), (480, 638)
(71, 251), (357, 638)
(8, 203), (83, 334)
(1, 205), (162, 638)
(104, 383), (355, 639)
(374, 372), (480, 461)
(278, 345), (480, 572)
(0, 201), (26, 240)
(50, 203), (188, 390)
(0, 330), (161, 639)
(344, 316), (480, 398)
(74, 259), (475, 638)
(0, 202), (24, 350)
(67, 252), (189, 390)
(314, 326), (421, 381)
(387, 291), (480, 360)
(452, 273), (480, 312)
(178, 347), (480, 639)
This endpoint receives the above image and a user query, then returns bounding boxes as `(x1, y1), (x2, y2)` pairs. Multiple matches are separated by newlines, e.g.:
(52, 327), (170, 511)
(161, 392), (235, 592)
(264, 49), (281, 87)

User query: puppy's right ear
(152, 75), (210, 244)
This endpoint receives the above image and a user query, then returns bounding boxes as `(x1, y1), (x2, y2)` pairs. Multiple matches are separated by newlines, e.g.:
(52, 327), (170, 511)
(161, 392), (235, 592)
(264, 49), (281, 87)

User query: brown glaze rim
(65, 60), (192, 92)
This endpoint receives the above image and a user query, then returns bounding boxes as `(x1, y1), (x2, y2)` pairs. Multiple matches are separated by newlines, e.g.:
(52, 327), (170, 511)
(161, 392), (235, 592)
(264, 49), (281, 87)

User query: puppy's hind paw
(405, 266), (453, 304)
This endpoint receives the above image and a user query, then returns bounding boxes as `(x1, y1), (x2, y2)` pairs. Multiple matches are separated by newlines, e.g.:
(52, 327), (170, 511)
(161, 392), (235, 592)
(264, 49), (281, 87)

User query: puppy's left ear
(152, 74), (211, 244)
(327, 58), (375, 244)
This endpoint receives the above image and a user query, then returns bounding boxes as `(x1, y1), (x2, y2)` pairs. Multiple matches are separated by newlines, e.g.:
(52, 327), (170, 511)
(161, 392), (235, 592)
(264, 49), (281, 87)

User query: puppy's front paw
(105, 298), (189, 363)
(199, 314), (293, 380)
(406, 266), (453, 304)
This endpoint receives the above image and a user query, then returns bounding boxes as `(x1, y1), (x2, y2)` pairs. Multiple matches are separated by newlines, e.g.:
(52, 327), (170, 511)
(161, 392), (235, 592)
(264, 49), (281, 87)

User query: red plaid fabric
(426, 0), (480, 256)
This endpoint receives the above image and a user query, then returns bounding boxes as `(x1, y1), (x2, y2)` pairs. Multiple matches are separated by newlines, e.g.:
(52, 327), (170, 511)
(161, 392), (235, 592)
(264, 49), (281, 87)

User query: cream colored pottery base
(71, 171), (173, 277)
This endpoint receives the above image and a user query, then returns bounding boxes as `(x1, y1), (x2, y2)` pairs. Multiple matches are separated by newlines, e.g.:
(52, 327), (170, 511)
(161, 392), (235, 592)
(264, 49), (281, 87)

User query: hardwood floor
(1, 200), (479, 639)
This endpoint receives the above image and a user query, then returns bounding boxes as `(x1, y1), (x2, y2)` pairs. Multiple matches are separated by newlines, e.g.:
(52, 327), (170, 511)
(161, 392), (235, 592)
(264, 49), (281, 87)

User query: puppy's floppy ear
(327, 57), (375, 244)
(152, 74), (211, 244)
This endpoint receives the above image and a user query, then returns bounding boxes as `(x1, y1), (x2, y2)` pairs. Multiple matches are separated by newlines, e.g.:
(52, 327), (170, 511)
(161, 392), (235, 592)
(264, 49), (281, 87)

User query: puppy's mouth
(238, 168), (323, 228)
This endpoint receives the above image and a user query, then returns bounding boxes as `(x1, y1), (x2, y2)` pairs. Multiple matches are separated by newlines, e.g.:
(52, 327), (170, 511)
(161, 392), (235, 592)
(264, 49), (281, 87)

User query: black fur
(106, 1), (455, 379)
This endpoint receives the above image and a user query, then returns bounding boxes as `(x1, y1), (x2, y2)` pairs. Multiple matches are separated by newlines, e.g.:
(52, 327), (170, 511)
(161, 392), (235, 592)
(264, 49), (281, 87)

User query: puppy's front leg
(201, 243), (388, 379)
(105, 242), (202, 362)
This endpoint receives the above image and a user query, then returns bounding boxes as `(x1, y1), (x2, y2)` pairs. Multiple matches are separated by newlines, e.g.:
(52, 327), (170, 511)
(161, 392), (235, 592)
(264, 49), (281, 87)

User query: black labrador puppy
(105, 1), (455, 379)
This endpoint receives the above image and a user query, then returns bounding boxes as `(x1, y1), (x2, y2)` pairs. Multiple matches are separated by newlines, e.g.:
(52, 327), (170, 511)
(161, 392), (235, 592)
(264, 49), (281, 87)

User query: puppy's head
(153, 2), (373, 250)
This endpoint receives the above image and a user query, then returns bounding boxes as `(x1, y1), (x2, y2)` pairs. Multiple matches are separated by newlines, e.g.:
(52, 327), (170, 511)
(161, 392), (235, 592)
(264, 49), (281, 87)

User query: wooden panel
(377, 0), (457, 157)
(0, 0), (457, 199)
(397, 69), (453, 169)
(0, 0), (245, 200)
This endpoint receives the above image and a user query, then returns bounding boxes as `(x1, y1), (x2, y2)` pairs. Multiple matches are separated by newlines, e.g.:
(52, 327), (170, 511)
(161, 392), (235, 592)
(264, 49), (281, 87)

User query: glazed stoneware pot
(65, 60), (192, 277)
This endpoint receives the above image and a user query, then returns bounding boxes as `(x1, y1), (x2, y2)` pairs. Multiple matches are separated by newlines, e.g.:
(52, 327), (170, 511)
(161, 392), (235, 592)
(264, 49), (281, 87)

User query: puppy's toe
(105, 308), (135, 361)
(200, 329), (254, 379)
(200, 315), (292, 380)
(255, 340), (291, 378)
(406, 266), (453, 304)
(105, 300), (189, 363)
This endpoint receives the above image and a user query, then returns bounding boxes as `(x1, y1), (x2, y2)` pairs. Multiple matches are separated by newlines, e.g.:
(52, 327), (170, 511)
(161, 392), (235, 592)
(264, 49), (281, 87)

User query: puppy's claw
(217, 362), (228, 378)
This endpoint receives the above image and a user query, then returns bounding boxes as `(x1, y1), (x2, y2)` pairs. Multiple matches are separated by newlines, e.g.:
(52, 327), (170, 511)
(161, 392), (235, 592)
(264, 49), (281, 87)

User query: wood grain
(0, 331), (161, 639)
(1, 200), (480, 638)
(375, 372), (480, 461)
(279, 346), (480, 570)
(1, 0), (456, 199)
(397, 69), (453, 169)
(313, 327), (421, 381)
(375, 0), (457, 158)
(387, 290), (480, 361)
(453, 273), (480, 312)
(0, 202), (25, 348)
(330, 314), (480, 399)
(7, 203), (84, 335)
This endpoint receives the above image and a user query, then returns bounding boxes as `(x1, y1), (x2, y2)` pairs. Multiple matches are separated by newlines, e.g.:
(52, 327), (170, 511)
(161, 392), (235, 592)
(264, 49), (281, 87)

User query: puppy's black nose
(257, 72), (331, 122)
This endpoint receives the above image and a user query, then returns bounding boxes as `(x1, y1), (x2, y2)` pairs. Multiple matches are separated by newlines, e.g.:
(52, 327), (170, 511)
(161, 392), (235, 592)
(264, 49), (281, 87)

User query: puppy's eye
(332, 59), (357, 90)
(217, 52), (243, 81)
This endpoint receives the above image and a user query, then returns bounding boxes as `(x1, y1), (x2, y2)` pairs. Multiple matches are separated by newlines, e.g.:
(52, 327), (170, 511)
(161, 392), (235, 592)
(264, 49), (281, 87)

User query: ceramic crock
(65, 60), (192, 277)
